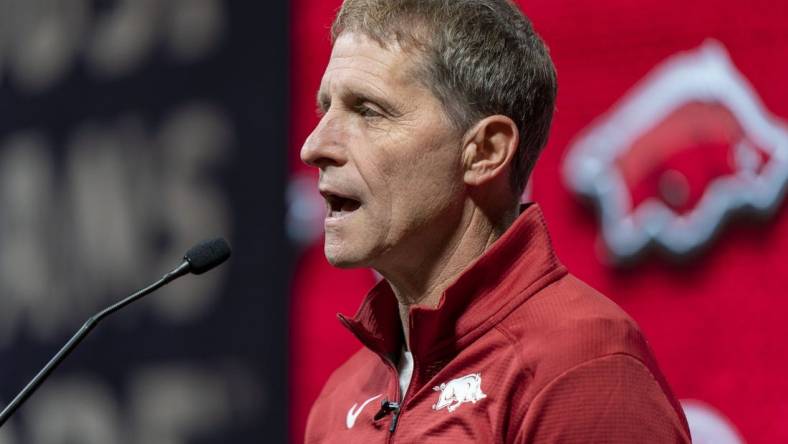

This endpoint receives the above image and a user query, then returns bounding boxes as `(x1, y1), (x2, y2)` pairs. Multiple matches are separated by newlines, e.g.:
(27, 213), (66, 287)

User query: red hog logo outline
(563, 40), (788, 262)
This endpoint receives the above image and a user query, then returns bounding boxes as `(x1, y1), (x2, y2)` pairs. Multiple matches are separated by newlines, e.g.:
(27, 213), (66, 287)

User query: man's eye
(354, 104), (383, 118)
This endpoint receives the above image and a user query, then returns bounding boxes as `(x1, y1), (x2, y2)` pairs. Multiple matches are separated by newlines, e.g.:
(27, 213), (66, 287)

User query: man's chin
(323, 246), (371, 269)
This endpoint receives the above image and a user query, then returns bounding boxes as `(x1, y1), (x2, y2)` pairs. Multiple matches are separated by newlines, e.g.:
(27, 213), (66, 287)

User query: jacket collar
(338, 203), (567, 369)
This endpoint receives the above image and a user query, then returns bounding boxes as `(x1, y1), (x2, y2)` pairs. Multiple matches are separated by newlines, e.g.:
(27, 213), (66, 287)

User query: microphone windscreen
(184, 238), (232, 274)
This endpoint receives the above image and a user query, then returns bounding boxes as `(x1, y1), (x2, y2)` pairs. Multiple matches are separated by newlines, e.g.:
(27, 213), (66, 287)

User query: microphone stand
(0, 261), (190, 427)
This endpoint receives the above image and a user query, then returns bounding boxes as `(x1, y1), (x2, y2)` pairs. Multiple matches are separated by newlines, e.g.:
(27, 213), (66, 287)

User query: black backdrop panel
(0, 1), (289, 443)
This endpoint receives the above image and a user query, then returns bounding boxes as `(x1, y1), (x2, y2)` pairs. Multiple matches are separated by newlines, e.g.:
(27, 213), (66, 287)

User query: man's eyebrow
(315, 86), (404, 117)
(350, 88), (404, 117)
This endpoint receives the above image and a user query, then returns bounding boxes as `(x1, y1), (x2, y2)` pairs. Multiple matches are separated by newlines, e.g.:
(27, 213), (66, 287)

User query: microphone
(374, 400), (402, 433)
(0, 238), (232, 427)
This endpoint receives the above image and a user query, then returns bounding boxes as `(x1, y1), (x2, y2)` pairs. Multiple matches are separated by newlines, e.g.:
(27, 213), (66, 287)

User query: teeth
(329, 209), (351, 218)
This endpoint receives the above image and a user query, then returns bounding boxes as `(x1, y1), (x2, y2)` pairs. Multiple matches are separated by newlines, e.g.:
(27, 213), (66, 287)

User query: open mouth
(323, 192), (362, 218)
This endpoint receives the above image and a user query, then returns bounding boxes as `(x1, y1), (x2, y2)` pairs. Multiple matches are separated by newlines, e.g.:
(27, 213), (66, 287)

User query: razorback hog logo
(563, 40), (788, 262)
(432, 373), (487, 413)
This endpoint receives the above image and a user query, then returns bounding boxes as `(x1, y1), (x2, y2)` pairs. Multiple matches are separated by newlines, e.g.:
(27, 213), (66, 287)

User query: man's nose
(300, 116), (347, 169)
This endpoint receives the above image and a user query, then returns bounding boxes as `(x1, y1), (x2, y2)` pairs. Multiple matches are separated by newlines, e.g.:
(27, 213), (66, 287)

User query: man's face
(301, 33), (465, 269)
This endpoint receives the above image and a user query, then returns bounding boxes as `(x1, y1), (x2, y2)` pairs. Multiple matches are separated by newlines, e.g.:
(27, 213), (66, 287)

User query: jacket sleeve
(514, 353), (691, 444)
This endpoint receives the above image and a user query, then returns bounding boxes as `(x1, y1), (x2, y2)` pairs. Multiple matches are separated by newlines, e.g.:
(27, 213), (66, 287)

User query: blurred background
(1, 0), (787, 443)
(0, 1), (288, 443)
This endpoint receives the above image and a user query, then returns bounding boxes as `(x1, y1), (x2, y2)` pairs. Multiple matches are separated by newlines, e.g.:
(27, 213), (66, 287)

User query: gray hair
(331, 0), (557, 194)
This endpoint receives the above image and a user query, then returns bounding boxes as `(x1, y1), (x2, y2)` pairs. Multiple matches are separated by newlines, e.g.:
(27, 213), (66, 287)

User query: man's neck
(377, 202), (517, 349)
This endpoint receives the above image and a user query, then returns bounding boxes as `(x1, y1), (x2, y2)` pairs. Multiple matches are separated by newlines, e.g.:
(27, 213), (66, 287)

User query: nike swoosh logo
(346, 394), (382, 429)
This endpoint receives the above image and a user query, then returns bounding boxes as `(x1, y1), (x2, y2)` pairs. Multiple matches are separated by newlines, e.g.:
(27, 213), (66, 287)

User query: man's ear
(461, 115), (519, 187)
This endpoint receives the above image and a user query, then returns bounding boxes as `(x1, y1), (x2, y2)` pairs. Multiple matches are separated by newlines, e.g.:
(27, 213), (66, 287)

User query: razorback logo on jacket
(563, 40), (788, 263)
(431, 373), (487, 412)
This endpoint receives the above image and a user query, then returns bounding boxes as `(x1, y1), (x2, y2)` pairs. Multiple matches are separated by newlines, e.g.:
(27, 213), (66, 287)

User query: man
(300, 0), (691, 442)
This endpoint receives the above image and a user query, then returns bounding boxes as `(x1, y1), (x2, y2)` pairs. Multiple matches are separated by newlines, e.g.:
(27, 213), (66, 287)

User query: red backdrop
(289, 1), (788, 442)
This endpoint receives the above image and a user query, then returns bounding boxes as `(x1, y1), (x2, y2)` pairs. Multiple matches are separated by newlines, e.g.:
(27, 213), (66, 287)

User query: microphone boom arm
(0, 261), (190, 427)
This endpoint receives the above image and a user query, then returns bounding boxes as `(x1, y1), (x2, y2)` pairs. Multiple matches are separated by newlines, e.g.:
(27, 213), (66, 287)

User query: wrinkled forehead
(319, 32), (426, 98)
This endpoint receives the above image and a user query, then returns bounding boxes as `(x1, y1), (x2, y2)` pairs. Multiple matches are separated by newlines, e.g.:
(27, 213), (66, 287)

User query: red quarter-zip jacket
(305, 204), (691, 443)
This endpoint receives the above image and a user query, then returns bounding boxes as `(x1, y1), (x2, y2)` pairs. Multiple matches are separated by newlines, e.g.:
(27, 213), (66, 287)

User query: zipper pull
(389, 407), (401, 433)
(373, 399), (401, 432)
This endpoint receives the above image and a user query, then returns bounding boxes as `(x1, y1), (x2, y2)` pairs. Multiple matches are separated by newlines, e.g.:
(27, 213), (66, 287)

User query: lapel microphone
(0, 238), (232, 427)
